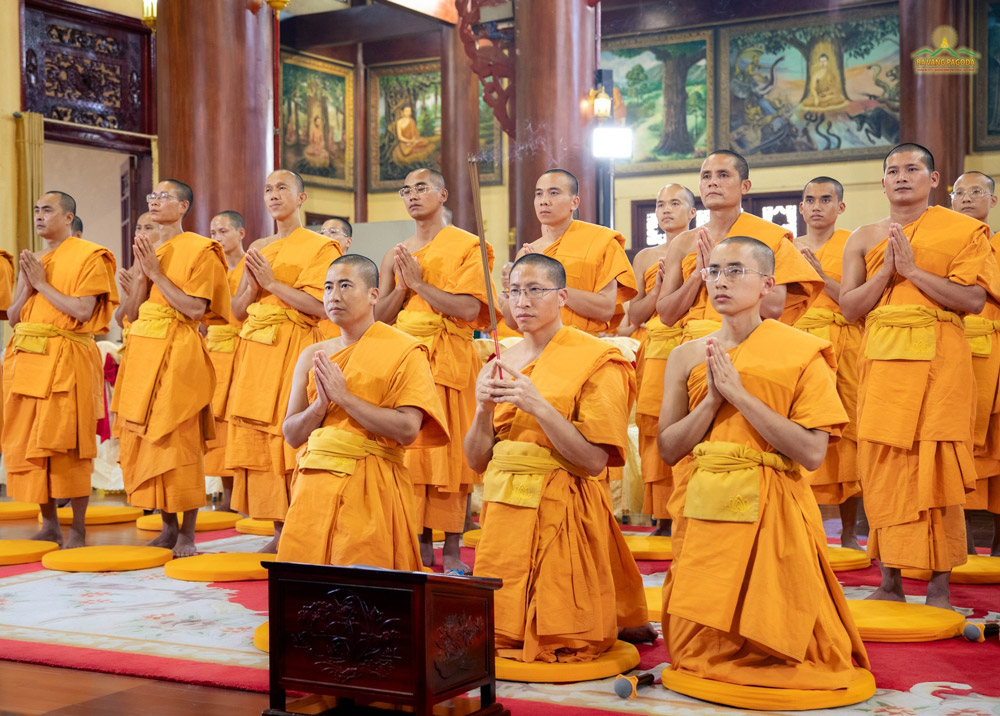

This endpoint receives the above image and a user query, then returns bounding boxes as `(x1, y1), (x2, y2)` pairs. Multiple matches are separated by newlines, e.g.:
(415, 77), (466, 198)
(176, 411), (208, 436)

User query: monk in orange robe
(0, 247), (16, 438)
(114, 212), (160, 332)
(467, 254), (647, 662)
(278, 255), (448, 567)
(656, 150), (823, 339)
(374, 168), (495, 573)
(793, 176), (864, 550)
(951, 170), (1000, 556)
(112, 180), (232, 557)
(658, 237), (870, 696)
(204, 210), (246, 513)
(3, 191), (118, 548)
(226, 170), (342, 553)
(841, 144), (1000, 608)
(501, 169), (636, 335)
(630, 184), (697, 536)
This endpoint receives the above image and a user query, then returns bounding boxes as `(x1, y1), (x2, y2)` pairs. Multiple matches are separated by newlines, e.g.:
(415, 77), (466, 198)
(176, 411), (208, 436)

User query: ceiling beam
(281, 3), (444, 49)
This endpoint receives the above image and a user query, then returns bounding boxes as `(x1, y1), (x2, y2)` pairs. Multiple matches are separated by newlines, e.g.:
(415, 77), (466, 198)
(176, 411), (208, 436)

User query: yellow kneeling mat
(463, 529), (482, 548)
(826, 546), (871, 572)
(495, 640), (639, 683)
(235, 518), (275, 536)
(164, 552), (276, 582)
(136, 511), (241, 532)
(0, 540), (59, 565)
(254, 621), (269, 653)
(42, 545), (173, 572)
(0, 502), (41, 520)
(645, 586), (662, 622)
(663, 666), (876, 710)
(625, 535), (673, 560)
(901, 555), (1000, 584)
(847, 599), (965, 642)
(44, 505), (143, 526)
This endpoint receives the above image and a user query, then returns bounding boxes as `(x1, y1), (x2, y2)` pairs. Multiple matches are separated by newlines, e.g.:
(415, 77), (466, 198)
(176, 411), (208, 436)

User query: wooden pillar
(440, 24), (480, 233)
(354, 43), (368, 222)
(157, 0), (273, 240)
(513, 0), (596, 247)
(899, 0), (969, 205)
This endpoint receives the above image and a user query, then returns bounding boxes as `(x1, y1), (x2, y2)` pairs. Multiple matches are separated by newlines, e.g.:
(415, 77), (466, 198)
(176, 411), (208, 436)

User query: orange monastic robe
(857, 206), (1000, 571)
(0, 249), (16, 437)
(112, 233), (230, 512)
(4, 238), (117, 502)
(203, 258), (244, 477)
(965, 231), (1000, 514)
(663, 320), (869, 691)
(636, 263), (681, 520)
(227, 227), (342, 521)
(794, 229), (863, 504)
(474, 327), (646, 662)
(317, 238), (344, 340)
(395, 225), (495, 533)
(277, 322), (448, 568)
(542, 220), (637, 335)
(680, 213), (823, 339)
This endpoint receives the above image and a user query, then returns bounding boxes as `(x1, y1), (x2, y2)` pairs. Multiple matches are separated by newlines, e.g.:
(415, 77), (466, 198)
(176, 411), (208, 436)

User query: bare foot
(966, 515), (978, 555)
(442, 534), (468, 573)
(173, 533), (198, 558)
(866, 587), (906, 602)
(840, 535), (864, 552)
(651, 519), (672, 537)
(31, 524), (63, 546)
(443, 554), (470, 574)
(925, 572), (953, 610)
(618, 623), (658, 643)
(64, 526), (86, 549)
(257, 536), (280, 554)
(147, 530), (178, 550)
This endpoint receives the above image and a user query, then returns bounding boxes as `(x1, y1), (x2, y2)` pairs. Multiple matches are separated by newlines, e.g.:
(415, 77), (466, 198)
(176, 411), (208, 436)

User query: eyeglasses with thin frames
(319, 228), (348, 237)
(146, 192), (178, 204)
(950, 189), (992, 200)
(398, 184), (436, 198)
(700, 266), (770, 282)
(503, 287), (561, 300)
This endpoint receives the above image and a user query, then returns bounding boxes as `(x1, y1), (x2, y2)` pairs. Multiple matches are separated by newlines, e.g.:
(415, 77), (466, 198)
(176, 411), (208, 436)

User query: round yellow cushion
(495, 640), (639, 683)
(645, 586), (662, 622)
(164, 552), (276, 582)
(254, 621), (269, 653)
(235, 518), (275, 536)
(0, 502), (40, 520)
(901, 555), (1000, 584)
(624, 535), (673, 561)
(42, 545), (173, 572)
(662, 666), (876, 710)
(136, 511), (241, 532)
(826, 546), (871, 572)
(847, 599), (965, 642)
(463, 529), (482, 548)
(0, 540), (60, 565)
(432, 529), (445, 542)
(45, 505), (143, 526)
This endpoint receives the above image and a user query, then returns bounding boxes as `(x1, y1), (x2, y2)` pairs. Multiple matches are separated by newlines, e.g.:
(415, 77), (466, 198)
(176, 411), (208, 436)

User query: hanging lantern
(141, 0), (156, 31)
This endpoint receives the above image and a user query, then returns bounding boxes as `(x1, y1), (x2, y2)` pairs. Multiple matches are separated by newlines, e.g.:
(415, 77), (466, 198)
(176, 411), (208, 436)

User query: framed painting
(478, 95), (503, 185)
(280, 51), (354, 189)
(719, 8), (900, 166)
(369, 60), (442, 192)
(600, 30), (713, 174)
(975, 0), (1000, 151)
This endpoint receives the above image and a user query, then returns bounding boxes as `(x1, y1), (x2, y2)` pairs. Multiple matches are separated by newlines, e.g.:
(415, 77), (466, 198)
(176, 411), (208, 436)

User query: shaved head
(660, 183), (696, 208)
(541, 168), (579, 197)
(163, 179), (193, 218)
(804, 176), (844, 202)
(511, 253), (567, 288)
(706, 150), (749, 182)
(214, 210), (244, 230)
(717, 236), (774, 274)
(956, 171), (995, 194)
(884, 143), (935, 173)
(406, 168), (446, 190)
(269, 169), (305, 194)
(44, 190), (76, 216)
(71, 215), (84, 236)
(330, 254), (379, 289)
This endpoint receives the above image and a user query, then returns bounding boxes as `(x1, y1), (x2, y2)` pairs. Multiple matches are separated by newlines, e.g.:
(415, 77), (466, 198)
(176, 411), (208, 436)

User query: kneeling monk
(278, 255), (447, 568)
(466, 254), (647, 663)
(658, 237), (869, 691)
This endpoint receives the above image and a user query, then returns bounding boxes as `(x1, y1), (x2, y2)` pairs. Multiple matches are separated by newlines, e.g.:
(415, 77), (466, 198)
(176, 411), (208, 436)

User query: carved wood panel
(22, 0), (155, 141)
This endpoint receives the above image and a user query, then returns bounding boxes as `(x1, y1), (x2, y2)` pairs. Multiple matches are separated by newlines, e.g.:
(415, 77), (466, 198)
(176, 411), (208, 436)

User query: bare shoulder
(632, 246), (658, 273)
(667, 228), (700, 257)
(666, 337), (706, 378)
(846, 220), (890, 255)
(248, 236), (274, 251)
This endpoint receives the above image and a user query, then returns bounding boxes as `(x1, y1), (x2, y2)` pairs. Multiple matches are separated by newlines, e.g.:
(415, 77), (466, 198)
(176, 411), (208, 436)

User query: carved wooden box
(263, 562), (506, 716)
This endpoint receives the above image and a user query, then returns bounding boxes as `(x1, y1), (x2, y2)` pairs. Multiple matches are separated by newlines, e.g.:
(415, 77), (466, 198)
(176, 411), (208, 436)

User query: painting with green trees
(369, 61), (441, 191)
(600, 30), (713, 174)
(720, 7), (900, 166)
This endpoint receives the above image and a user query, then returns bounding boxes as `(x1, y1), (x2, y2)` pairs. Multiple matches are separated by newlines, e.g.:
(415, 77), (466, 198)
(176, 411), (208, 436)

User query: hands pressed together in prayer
(311, 350), (349, 410)
(800, 247), (825, 279)
(881, 222), (917, 279)
(694, 228), (713, 273)
(393, 244), (423, 292)
(705, 337), (746, 408)
(475, 359), (546, 416)
(245, 248), (274, 293)
(116, 267), (134, 297)
(18, 250), (45, 292)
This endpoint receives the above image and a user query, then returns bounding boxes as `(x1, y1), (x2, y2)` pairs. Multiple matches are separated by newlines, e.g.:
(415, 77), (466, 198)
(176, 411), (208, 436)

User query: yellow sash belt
(794, 306), (851, 343)
(682, 318), (721, 342)
(864, 305), (962, 361)
(129, 302), (196, 339)
(205, 324), (240, 353)
(482, 440), (590, 509)
(395, 309), (473, 347)
(11, 322), (91, 354)
(645, 316), (684, 359)
(297, 426), (405, 476)
(684, 441), (794, 523)
(963, 315), (1000, 358)
(240, 303), (311, 345)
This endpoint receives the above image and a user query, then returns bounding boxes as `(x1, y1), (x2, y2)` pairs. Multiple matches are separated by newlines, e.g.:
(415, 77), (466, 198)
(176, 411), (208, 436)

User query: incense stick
(467, 156), (504, 378)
